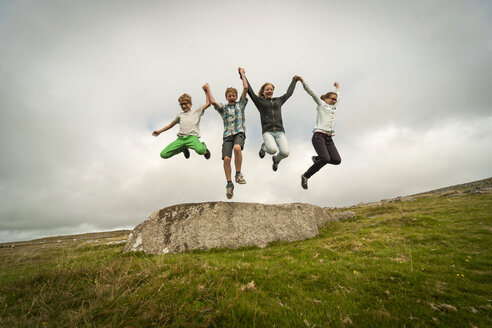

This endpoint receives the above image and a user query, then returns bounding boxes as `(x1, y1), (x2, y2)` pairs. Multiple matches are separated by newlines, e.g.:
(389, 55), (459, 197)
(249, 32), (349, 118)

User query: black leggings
(303, 132), (341, 178)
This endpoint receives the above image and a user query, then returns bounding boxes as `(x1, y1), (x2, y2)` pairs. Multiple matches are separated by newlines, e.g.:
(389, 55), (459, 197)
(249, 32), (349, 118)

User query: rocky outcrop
(123, 202), (335, 255)
(329, 211), (356, 221)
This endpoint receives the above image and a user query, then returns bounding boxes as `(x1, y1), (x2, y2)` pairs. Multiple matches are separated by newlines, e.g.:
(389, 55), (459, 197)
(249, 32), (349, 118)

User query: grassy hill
(1, 179), (491, 327)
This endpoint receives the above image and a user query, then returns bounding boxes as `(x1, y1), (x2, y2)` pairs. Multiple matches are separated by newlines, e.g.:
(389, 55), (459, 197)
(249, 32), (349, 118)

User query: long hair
(258, 83), (275, 99)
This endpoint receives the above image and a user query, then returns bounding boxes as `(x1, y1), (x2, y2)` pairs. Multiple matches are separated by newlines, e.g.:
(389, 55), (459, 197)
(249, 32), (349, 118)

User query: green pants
(160, 135), (207, 159)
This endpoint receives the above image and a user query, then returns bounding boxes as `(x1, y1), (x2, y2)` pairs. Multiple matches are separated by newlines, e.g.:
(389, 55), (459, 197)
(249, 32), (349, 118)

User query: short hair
(258, 83), (275, 98)
(321, 92), (337, 100)
(225, 87), (238, 98)
(178, 93), (192, 104)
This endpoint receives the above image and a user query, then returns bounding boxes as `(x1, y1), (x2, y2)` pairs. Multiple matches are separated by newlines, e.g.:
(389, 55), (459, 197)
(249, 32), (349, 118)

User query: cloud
(1, 0), (491, 242)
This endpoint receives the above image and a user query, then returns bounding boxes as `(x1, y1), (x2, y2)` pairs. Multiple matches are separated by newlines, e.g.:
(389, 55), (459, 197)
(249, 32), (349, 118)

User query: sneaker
(183, 148), (190, 159)
(226, 183), (234, 199)
(311, 156), (318, 163)
(301, 174), (308, 190)
(259, 146), (265, 159)
(235, 173), (246, 184)
(204, 149), (211, 160)
(272, 157), (279, 172)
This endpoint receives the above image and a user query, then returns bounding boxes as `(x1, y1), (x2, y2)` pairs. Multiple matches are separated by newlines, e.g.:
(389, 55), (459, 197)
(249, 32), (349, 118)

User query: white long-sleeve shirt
(302, 81), (340, 135)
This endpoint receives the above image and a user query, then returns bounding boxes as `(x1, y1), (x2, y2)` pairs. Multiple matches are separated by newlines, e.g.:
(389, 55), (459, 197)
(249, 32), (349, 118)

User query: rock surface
(123, 202), (332, 255)
(329, 211), (356, 221)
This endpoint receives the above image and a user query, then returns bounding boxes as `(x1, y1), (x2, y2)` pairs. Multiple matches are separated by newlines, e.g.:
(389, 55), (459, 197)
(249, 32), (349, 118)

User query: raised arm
(200, 83), (211, 111)
(299, 77), (323, 106)
(205, 83), (220, 109)
(334, 81), (341, 101)
(240, 68), (261, 105)
(278, 77), (299, 105)
(334, 82), (341, 92)
(152, 119), (178, 137)
(238, 67), (248, 100)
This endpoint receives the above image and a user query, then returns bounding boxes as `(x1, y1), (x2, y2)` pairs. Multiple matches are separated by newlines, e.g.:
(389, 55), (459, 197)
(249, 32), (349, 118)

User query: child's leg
(273, 132), (290, 163)
(223, 157), (232, 181)
(326, 137), (341, 165)
(262, 132), (278, 155)
(233, 133), (245, 173)
(304, 133), (335, 178)
(222, 136), (234, 181)
(184, 135), (207, 155)
(233, 144), (242, 172)
(160, 137), (187, 159)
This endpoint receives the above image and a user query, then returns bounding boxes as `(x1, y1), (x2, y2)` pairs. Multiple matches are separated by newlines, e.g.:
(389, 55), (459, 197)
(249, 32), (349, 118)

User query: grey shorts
(222, 132), (246, 159)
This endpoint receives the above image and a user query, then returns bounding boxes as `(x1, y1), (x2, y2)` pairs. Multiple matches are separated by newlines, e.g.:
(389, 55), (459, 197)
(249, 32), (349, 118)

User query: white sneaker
(235, 173), (247, 184)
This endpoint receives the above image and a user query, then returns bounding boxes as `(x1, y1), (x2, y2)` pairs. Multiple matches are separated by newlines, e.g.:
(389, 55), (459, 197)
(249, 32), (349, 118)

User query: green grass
(1, 191), (491, 327)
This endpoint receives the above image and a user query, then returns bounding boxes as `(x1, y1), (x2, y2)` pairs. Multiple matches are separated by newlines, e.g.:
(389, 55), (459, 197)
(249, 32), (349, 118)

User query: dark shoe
(204, 149), (211, 160)
(272, 157), (279, 172)
(311, 156), (318, 163)
(226, 183), (234, 199)
(301, 174), (308, 190)
(183, 148), (190, 159)
(259, 146), (265, 159)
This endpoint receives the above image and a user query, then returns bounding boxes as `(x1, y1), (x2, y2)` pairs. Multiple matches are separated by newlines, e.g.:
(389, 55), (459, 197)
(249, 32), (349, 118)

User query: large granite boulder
(123, 202), (333, 255)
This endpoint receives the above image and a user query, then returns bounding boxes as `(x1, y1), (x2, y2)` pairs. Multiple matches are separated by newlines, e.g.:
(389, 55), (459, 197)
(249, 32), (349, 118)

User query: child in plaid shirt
(205, 68), (248, 199)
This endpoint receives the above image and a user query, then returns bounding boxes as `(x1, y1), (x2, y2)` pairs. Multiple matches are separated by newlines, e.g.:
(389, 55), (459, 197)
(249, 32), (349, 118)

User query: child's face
(226, 92), (237, 105)
(263, 85), (274, 99)
(324, 95), (338, 106)
(179, 100), (192, 112)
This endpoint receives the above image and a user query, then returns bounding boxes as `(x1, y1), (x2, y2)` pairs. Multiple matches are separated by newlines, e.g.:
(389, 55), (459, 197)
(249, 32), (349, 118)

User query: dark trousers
(304, 132), (341, 178)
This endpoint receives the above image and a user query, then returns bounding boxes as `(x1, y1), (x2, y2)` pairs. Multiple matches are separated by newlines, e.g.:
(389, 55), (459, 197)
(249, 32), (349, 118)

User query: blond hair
(178, 93), (192, 104)
(258, 83), (275, 99)
(225, 87), (238, 98)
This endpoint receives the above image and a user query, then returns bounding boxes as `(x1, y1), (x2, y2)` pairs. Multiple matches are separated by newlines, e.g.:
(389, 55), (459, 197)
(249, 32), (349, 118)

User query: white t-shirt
(173, 107), (205, 137)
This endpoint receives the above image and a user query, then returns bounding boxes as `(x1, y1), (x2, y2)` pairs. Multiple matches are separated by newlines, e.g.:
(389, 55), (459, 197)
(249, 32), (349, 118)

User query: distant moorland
(1, 178), (491, 327)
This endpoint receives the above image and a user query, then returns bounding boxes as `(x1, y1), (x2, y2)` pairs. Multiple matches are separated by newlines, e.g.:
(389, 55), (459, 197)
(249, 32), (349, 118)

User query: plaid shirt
(215, 98), (248, 138)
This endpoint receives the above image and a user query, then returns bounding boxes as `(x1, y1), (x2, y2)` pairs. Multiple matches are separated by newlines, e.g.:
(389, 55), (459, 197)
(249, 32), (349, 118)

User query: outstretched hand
(152, 130), (160, 137)
(202, 83), (210, 91)
(294, 75), (303, 82)
(238, 67), (245, 75)
(334, 81), (340, 89)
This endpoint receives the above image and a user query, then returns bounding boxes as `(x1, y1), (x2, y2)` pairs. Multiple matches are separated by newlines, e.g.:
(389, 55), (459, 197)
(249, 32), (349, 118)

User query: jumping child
(152, 84), (212, 160)
(242, 68), (301, 171)
(297, 77), (341, 189)
(206, 68), (248, 199)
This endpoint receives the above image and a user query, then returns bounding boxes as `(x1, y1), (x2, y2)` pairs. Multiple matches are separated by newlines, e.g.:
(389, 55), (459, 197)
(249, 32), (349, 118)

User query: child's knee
(160, 152), (172, 159)
(223, 156), (232, 163)
(195, 143), (207, 155)
(233, 144), (242, 153)
(265, 145), (278, 154)
(323, 155), (340, 165)
(280, 149), (290, 158)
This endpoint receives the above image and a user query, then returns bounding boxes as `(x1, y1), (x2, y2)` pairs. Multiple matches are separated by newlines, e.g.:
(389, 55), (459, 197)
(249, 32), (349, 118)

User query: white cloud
(1, 0), (491, 242)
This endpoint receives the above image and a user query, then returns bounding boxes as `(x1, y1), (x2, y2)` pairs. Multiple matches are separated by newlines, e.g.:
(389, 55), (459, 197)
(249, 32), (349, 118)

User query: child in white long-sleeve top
(298, 77), (341, 189)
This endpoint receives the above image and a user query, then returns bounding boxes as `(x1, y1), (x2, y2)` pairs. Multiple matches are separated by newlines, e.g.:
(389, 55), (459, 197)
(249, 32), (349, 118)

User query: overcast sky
(1, 0), (491, 243)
